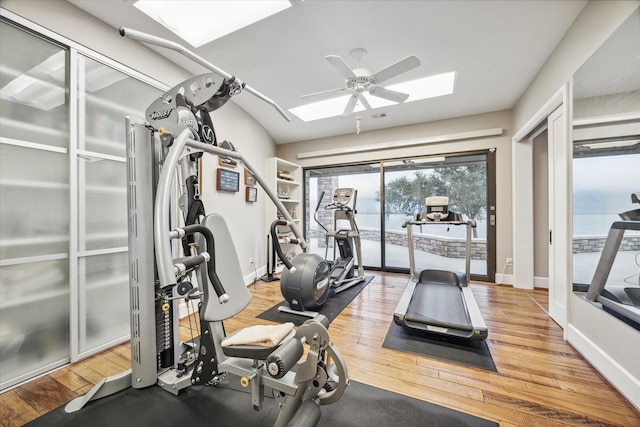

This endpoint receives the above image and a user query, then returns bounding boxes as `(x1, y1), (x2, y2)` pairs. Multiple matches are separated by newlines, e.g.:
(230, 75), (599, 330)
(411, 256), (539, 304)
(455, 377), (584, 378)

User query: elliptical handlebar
(270, 220), (295, 271)
(314, 191), (329, 233)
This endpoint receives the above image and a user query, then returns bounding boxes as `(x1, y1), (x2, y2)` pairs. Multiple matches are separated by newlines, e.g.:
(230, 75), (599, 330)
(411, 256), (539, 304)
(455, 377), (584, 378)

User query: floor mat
(256, 275), (374, 326)
(26, 379), (497, 427)
(383, 322), (497, 372)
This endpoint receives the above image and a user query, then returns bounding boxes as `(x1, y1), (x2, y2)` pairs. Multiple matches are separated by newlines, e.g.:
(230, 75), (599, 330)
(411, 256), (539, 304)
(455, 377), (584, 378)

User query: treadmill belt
(405, 282), (473, 331)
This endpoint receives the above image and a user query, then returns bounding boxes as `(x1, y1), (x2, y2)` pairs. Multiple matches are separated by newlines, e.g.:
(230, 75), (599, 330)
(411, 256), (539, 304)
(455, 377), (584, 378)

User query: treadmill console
(425, 196), (449, 221)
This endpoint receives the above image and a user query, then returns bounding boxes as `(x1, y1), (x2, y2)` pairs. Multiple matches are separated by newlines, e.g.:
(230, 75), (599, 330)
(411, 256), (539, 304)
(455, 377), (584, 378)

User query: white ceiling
(68, 0), (588, 144)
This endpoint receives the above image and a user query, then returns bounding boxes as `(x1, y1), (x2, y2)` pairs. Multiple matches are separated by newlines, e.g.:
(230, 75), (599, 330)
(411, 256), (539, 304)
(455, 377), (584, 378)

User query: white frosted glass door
(0, 145), (69, 259)
(78, 157), (127, 251)
(74, 55), (162, 356)
(78, 252), (129, 353)
(0, 20), (70, 390)
(0, 22), (68, 148)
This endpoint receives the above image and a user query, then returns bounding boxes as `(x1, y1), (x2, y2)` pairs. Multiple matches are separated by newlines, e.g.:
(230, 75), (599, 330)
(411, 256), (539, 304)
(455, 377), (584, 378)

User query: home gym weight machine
(65, 28), (348, 427)
(393, 196), (488, 341)
(314, 188), (365, 294)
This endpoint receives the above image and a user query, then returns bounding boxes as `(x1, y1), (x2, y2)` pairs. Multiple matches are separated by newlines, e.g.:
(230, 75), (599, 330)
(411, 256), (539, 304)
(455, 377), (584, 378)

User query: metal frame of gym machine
(585, 193), (640, 325)
(316, 188), (365, 293)
(65, 28), (349, 426)
(393, 206), (488, 341)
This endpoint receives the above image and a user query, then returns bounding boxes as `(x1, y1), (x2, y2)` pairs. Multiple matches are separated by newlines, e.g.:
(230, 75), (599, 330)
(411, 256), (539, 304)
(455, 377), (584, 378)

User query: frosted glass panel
(0, 260), (70, 387)
(0, 144), (69, 260)
(78, 56), (162, 157)
(0, 21), (68, 148)
(78, 158), (127, 251)
(78, 252), (129, 353)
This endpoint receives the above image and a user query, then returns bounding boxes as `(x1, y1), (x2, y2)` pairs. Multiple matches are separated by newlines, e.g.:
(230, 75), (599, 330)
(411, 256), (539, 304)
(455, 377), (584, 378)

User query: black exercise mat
(256, 275), (374, 326)
(383, 322), (497, 372)
(26, 379), (497, 427)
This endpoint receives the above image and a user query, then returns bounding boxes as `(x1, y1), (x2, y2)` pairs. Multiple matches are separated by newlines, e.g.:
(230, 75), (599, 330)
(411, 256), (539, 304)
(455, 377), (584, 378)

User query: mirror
(571, 7), (640, 328)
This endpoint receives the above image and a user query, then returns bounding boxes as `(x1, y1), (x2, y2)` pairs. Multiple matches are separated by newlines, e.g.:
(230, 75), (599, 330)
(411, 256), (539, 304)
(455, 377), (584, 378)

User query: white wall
(277, 110), (513, 278)
(1, 0), (278, 281)
(512, 0), (640, 410)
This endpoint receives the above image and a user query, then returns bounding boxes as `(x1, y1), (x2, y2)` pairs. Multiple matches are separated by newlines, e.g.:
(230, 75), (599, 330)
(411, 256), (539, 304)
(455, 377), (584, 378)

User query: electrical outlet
(505, 257), (513, 265)
(249, 257), (253, 266)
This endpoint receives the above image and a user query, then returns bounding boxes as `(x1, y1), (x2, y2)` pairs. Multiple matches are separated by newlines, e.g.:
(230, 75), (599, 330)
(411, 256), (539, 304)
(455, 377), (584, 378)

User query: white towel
(221, 322), (295, 347)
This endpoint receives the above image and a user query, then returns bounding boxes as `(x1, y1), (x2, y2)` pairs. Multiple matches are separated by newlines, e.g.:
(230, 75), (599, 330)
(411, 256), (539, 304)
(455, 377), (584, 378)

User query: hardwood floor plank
(12, 376), (76, 415)
(0, 390), (39, 427)
(1, 271), (638, 427)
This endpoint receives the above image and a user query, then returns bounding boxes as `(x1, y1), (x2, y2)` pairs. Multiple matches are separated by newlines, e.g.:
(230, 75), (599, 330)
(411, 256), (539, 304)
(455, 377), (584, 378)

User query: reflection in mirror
(572, 7), (640, 329)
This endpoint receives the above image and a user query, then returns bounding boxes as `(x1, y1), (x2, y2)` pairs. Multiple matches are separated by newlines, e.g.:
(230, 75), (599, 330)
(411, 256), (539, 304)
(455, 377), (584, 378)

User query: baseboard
(534, 276), (549, 289)
(245, 265), (266, 286)
(494, 273), (514, 285)
(567, 324), (640, 411)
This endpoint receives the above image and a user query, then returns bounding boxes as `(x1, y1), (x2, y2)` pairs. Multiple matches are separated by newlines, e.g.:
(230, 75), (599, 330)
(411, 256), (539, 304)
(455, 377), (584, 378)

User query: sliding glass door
(382, 153), (490, 278)
(304, 150), (494, 280)
(305, 164), (381, 268)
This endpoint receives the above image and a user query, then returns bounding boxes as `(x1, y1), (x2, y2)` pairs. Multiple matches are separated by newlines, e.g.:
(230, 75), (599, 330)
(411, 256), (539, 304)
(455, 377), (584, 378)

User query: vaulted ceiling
(69, 0), (588, 144)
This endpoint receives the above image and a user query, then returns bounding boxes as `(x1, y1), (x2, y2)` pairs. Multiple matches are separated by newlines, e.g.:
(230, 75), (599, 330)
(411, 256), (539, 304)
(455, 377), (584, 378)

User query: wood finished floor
(1, 271), (638, 427)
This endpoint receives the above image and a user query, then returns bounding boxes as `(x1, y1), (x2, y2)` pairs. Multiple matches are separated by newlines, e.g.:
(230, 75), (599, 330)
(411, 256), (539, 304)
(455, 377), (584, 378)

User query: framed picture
(245, 169), (257, 186)
(216, 168), (240, 192)
(246, 186), (258, 202)
(218, 157), (237, 168)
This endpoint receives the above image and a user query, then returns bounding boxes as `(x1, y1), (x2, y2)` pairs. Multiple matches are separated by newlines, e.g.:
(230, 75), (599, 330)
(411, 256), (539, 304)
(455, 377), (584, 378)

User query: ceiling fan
(301, 47), (421, 117)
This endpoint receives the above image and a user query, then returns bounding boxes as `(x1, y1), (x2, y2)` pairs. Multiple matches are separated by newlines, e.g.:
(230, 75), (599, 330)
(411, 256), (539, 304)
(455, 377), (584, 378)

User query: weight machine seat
(222, 330), (296, 360)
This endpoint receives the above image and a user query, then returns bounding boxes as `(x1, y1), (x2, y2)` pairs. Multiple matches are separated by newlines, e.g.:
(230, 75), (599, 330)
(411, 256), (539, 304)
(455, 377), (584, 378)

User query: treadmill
(585, 192), (640, 326)
(393, 197), (488, 341)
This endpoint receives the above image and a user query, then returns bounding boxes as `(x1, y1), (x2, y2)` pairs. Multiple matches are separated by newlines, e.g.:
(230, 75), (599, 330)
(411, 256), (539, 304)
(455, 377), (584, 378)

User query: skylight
(290, 71), (457, 122)
(133, 1), (292, 47)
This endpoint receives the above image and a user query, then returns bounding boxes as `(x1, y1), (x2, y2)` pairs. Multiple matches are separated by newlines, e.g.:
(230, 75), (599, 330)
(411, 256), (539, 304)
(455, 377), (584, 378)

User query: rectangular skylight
(290, 71), (457, 122)
(134, 0), (292, 47)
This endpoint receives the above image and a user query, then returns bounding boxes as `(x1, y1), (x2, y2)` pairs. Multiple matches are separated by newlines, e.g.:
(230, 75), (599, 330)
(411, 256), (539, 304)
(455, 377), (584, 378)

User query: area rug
(26, 379), (497, 427)
(256, 275), (374, 326)
(383, 322), (497, 372)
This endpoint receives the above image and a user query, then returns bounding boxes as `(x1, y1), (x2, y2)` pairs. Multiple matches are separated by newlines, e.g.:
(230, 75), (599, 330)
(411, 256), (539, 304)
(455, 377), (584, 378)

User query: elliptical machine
(315, 188), (365, 294)
(271, 220), (331, 318)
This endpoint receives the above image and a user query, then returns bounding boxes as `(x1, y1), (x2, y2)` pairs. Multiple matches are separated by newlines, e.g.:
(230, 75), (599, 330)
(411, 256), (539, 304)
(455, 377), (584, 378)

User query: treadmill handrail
(404, 219), (475, 282)
(585, 220), (640, 302)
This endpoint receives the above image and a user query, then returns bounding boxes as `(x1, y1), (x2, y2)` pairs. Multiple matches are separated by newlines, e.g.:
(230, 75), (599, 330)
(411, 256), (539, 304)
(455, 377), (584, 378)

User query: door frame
(512, 84), (570, 331)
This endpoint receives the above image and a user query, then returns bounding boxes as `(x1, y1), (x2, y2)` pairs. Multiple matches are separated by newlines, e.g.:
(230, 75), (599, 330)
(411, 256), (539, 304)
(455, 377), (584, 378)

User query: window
(304, 150), (495, 280)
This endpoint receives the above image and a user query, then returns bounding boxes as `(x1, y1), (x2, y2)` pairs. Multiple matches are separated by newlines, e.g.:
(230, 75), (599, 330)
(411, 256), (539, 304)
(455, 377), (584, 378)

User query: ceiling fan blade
(358, 93), (372, 110)
(300, 87), (346, 99)
(326, 55), (356, 79)
(342, 94), (358, 117)
(371, 55), (420, 84)
(369, 86), (410, 103)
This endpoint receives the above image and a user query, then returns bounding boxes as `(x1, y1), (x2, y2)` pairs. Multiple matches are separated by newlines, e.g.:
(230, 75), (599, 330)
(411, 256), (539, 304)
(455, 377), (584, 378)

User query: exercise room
(1, 1), (638, 426)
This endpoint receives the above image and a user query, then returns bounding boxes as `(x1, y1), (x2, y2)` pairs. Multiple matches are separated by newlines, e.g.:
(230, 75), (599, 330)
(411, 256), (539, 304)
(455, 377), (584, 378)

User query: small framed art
(246, 186), (258, 202)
